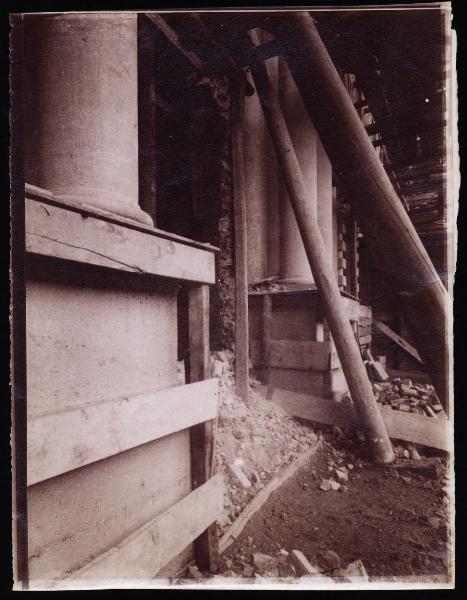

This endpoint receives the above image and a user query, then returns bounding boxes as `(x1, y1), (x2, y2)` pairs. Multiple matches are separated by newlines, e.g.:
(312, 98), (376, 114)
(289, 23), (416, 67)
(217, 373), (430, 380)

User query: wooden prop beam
(251, 60), (394, 464)
(374, 320), (423, 364)
(188, 285), (219, 572)
(263, 13), (450, 411)
(232, 77), (250, 403)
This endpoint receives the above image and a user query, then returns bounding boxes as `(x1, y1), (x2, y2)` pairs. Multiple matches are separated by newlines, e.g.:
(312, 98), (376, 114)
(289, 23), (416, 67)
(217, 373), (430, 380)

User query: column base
(277, 276), (315, 286)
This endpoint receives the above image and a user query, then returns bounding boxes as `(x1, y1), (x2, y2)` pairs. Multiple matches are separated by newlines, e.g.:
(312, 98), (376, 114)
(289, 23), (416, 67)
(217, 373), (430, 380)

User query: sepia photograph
(9, 3), (457, 590)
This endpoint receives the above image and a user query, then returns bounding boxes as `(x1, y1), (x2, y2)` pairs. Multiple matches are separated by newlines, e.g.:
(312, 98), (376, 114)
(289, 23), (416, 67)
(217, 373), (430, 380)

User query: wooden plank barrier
(67, 473), (224, 580)
(28, 379), (219, 486)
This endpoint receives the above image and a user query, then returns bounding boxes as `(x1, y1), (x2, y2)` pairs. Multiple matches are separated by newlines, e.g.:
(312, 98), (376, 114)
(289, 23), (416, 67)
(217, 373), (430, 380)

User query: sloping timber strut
(262, 12), (450, 413)
(250, 60), (395, 465)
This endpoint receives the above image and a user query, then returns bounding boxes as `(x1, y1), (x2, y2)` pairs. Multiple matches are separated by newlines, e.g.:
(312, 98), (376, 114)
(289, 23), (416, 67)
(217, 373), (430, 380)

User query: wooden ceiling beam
(145, 13), (207, 74)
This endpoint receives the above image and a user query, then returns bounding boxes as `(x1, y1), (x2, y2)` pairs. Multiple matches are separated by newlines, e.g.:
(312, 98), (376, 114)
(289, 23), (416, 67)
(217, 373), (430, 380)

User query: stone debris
(242, 565), (254, 578)
(187, 565), (204, 579)
(320, 478), (341, 491)
(317, 549), (341, 572)
(228, 459), (252, 489)
(252, 552), (279, 577)
(334, 559), (369, 582)
(372, 377), (443, 416)
(212, 350), (320, 539)
(289, 550), (320, 576)
(335, 468), (349, 482)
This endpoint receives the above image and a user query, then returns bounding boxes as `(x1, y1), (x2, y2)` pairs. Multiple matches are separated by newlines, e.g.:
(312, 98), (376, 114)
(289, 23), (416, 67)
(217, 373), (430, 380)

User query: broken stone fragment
(398, 404), (411, 412)
(400, 383), (418, 397)
(319, 479), (331, 491)
(334, 559), (369, 582)
(289, 550), (320, 576)
(188, 565), (203, 579)
(407, 445), (421, 460)
(317, 549), (341, 571)
(228, 462), (251, 489)
(242, 565), (254, 578)
(252, 552), (279, 577)
(335, 468), (349, 482)
(432, 404), (443, 413)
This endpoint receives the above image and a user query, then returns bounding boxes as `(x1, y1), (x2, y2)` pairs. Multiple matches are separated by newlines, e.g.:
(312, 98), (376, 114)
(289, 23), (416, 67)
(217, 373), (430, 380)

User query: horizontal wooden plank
(268, 339), (331, 371)
(373, 320), (423, 363)
(28, 379), (219, 486)
(271, 387), (450, 452)
(67, 473), (224, 580)
(26, 198), (215, 284)
(359, 334), (372, 345)
(25, 183), (220, 254)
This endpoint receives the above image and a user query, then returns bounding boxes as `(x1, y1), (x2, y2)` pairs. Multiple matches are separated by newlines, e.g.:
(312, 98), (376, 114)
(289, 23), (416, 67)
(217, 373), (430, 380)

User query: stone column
(278, 60), (316, 284)
(24, 13), (152, 225)
(317, 137), (333, 265)
(277, 61), (334, 284)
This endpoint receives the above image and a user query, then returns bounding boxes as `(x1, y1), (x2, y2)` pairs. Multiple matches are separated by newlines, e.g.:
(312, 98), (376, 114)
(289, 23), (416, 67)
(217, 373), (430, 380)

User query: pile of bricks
(372, 377), (443, 417)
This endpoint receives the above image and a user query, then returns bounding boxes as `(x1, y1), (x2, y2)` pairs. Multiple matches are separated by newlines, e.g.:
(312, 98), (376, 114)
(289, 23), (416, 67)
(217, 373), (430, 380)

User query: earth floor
(217, 439), (452, 585)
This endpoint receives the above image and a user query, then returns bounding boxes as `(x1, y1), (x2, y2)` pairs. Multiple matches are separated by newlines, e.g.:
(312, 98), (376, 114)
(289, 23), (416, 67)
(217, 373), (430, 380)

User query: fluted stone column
(279, 60), (316, 284)
(24, 13), (152, 225)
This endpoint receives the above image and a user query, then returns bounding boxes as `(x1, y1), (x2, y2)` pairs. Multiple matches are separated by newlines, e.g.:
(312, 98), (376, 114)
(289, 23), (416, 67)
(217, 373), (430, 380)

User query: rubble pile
(370, 377), (444, 416)
(211, 350), (319, 539)
(221, 546), (369, 582)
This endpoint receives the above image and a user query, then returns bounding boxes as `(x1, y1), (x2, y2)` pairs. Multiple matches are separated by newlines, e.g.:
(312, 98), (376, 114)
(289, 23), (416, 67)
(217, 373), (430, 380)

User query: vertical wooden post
(262, 294), (272, 388)
(232, 77), (250, 403)
(251, 60), (394, 464)
(188, 284), (219, 572)
(348, 219), (359, 297)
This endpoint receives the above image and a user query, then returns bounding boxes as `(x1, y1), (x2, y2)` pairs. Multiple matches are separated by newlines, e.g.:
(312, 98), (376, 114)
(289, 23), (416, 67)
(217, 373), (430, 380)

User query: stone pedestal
(24, 13), (152, 225)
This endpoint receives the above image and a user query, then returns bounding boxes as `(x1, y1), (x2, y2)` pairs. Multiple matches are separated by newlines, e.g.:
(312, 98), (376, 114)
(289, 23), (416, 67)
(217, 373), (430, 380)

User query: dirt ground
(218, 438), (452, 584)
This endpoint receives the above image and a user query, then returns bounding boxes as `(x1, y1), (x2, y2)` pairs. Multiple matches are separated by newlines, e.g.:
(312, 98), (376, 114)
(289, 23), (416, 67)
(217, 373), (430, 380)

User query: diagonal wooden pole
(250, 60), (394, 464)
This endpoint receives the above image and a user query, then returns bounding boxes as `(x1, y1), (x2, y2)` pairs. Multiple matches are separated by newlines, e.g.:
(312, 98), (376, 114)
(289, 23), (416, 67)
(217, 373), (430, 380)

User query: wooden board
(219, 444), (320, 554)
(268, 339), (331, 371)
(66, 473), (224, 580)
(262, 295), (272, 385)
(270, 386), (450, 452)
(26, 198), (215, 284)
(27, 379), (219, 486)
(373, 320), (423, 363)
